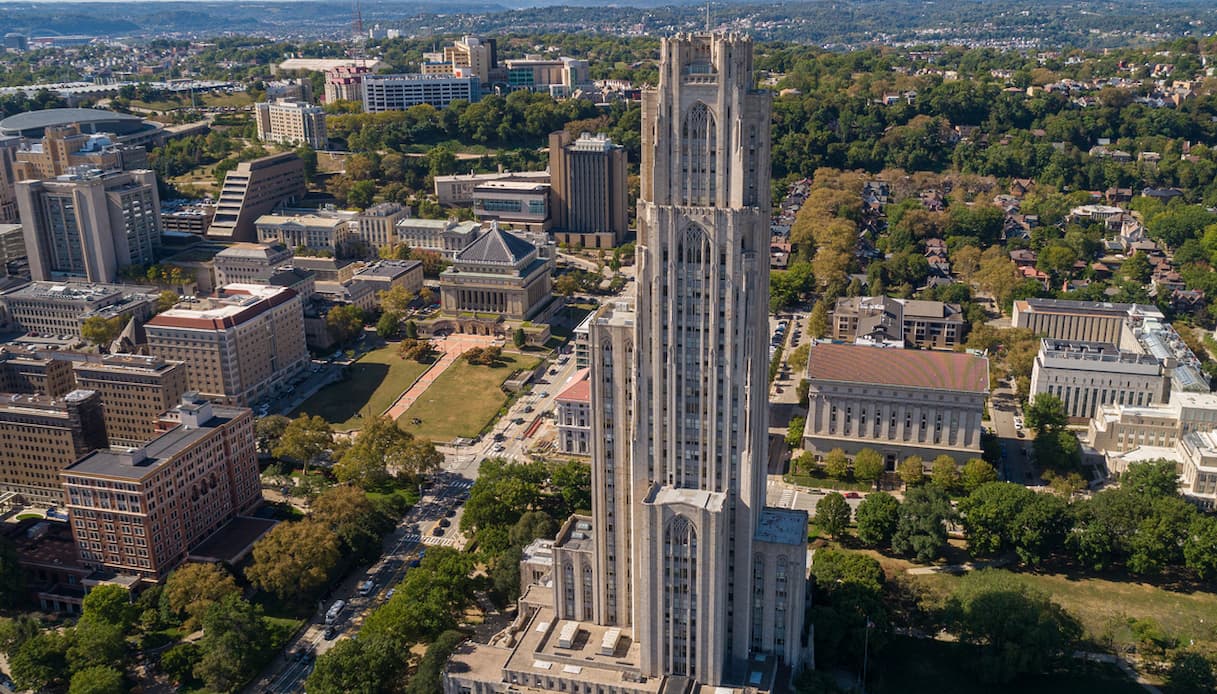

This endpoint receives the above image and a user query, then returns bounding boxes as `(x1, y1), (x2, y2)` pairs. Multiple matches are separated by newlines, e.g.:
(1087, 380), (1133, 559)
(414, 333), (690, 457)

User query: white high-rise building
(445, 33), (808, 694)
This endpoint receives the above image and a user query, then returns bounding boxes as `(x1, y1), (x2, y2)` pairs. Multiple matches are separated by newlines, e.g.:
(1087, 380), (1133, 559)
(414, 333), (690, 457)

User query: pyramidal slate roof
(456, 224), (535, 265)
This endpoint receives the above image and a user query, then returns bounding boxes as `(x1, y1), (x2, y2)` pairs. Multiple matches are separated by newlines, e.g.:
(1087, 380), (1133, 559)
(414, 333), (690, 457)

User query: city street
(987, 378), (1037, 484)
(250, 475), (473, 694)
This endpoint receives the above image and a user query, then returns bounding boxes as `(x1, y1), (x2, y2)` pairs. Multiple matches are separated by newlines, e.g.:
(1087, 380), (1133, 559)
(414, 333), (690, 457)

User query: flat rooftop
(354, 260), (422, 280)
(65, 407), (242, 480)
(755, 507), (809, 546)
(645, 485), (726, 512)
(2, 281), (153, 304)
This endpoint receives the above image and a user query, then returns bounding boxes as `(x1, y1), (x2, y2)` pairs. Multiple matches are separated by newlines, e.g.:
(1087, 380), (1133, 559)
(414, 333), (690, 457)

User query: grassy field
(867, 547), (1217, 653)
(396, 353), (540, 442)
(871, 637), (1146, 694)
(293, 345), (431, 430)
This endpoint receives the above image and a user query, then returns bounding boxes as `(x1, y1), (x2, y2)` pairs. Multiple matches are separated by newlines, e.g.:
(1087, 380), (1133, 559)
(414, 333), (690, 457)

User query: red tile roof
(808, 342), (989, 393)
(555, 368), (591, 403)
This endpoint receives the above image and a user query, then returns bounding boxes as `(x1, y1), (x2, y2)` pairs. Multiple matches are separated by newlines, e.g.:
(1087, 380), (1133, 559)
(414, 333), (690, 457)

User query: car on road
(445, 507), (456, 517)
(432, 526), (445, 536)
(324, 626), (338, 640)
(844, 492), (861, 499)
(385, 588), (396, 600)
(523, 405), (534, 413)
(358, 580), (376, 596)
(512, 417), (525, 425)
(492, 443), (505, 453)
(493, 432), (506, 442)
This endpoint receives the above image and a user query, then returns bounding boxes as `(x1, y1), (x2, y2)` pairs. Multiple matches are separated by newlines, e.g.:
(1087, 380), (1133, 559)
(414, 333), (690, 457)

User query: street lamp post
(861, 614), (873, 693)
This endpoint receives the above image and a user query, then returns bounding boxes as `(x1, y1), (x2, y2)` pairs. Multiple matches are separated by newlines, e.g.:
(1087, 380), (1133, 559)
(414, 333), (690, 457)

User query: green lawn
(908, 566), (1217, 654)
(293, 345), (431, 430)
(396, 353), (539, 442)
(871, 636), (1146, 694)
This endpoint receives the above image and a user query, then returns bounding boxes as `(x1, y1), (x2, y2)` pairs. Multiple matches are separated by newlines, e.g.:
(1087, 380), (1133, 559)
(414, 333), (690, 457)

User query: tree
(376, 311), (401, 339)
(398, 338), (437, 362)
(959, 482), (1035, 557)
(80, 584), (135, 631)
(0, 616), (40, 655)
(337, 416), (440, 486)
(892, 484), (955, 563)
(1121, 459), (1180, 499)
(159, 642), (201, 687)
(1168, 652), (1216, 694)
(554, 274), (580, 297)
(404, 320), (419, 339)
(823, 448), (850, 480)
(156, 290), (180, 313)
(897, 456), (925, 487)
(1127, 496), (1195, 575)
(245, 521), (341, 603)
(9, 632), (69, 692)
(1034, 428), (1081, 472)
(811, 549), (884, 595)
(1025, 393), (1068, 433)
(807, 299), (829, 338)
(552, 460), (591, 516)
(68, 666), (125, 694)
(81, 315), (128, 350)
(164, 563), (240, 630)
(195, 594), (271, 694)
(785, 416), (805, 450)
(513, 327), (527, 348)
(1012, 493), (1069, 567)
(948, 570), (1082, 684)
(962, 458), (999, 493)
(1185, 514), (1217, 581)
(255, 414), (290, 455)
(327, 304), (365, 345)
(68, 618), (126, 672)
(361, 548), (473, 648)
(404, 629), (466, 694)
(306, 634), (400, 694)
(272, 414), (333, 474)
(853, 448), (884, 486)
(855, 492), (900, 548)
(816, 492), (851, 540)
(930, 455), (962, 494)
(378, 285), (413, 315)
(311, 484), (386, 558)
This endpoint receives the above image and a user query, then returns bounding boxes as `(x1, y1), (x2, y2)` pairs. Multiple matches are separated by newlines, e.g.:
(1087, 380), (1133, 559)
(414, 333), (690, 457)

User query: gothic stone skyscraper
(445, 33), (808, 694)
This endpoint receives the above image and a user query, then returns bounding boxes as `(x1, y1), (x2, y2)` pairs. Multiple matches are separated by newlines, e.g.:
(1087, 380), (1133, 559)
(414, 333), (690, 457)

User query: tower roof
(455, 224), (534, 265)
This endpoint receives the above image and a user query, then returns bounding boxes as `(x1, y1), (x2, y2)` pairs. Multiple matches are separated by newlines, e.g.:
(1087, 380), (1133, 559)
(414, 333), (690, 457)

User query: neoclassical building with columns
(802, 342), (990, 467)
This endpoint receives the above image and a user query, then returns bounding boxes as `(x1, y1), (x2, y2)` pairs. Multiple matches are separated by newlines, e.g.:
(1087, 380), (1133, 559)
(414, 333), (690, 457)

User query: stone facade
(803, 342), (989, 466)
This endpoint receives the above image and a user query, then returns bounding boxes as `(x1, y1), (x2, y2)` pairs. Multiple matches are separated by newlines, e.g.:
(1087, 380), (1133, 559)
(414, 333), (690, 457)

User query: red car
(844, 492), (861, 499)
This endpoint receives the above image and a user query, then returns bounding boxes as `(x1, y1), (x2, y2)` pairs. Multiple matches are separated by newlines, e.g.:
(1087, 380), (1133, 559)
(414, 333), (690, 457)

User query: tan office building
(254, 99), (327, 150)
(356, 202), (409, 252)
(144, 284), (308, 406)
(13, 123), (147, 180)
(16, 170), (162, 282)
(831, 296), (965, 349)
(255, 213), (353, 257)
(0, 281), (159, 338)
(213, 243), (293, 286)
(395, 218), (482, 258)
(62, 396), (262, 580)
(0, 389), (108, 506)
(549, 131), (628, 248)
(206, 153), (306, 242)
(72, 355), (189, 446)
